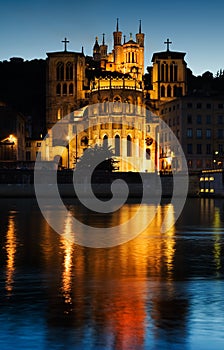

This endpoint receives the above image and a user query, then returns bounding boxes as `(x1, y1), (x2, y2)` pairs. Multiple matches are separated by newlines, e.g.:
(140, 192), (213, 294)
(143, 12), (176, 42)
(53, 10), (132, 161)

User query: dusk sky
(0, 0), (224, 76)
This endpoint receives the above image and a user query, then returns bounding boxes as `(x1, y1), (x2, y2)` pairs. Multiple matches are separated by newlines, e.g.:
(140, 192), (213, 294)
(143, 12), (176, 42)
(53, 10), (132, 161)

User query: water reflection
(5, 211), (17, 295)
(0, 198), (224, 349)
(61, 215), (74, 306)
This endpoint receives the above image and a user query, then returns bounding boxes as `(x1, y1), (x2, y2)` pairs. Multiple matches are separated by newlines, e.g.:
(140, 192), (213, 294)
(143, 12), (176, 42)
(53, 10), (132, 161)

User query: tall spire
(102, 33), (105, 45)
(139, 19), (142, 34)
(113, 18), (122, 46)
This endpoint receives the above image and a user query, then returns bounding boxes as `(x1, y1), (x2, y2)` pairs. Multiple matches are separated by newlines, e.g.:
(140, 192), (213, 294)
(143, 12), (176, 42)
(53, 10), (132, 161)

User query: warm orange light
(5, 214), (17, 294)
(61, 214), (74, 305)
(9, 134), (16, 143)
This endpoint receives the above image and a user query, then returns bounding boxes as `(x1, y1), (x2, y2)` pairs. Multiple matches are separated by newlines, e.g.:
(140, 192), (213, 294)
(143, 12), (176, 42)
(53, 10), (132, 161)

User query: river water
(0, 197), (224, 350)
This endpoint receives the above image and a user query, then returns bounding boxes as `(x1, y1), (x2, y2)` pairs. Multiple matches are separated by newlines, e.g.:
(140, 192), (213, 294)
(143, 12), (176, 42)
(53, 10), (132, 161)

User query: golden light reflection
(60, 214), (74, 305)
(213, 208), (222, 274)
(163, 204), (176, 280)
(5, 213), (17, 294)
(146, 203), (176, 281)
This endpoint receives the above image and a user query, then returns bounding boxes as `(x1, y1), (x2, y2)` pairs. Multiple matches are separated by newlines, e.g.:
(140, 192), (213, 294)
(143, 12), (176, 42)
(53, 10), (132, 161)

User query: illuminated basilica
(44, 19), (188, 172)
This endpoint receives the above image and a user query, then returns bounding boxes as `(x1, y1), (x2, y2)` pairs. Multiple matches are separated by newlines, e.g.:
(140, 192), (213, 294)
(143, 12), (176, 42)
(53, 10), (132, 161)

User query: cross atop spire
(164, 38), (172, 51)
(62, 37), (69, 52)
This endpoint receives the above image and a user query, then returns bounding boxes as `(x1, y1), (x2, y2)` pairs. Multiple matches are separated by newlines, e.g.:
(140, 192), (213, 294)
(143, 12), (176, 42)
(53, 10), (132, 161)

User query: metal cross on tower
(164, 38), (172, 51)
(62, 37), (69, 52)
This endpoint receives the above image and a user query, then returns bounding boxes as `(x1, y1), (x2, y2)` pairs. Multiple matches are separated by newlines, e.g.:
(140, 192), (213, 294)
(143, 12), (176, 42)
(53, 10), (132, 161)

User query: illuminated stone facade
(150, 40), (187, 102)
(46, 51), (87, 130)
(45, 20), (159, 172)
(93, 19), (144, 81)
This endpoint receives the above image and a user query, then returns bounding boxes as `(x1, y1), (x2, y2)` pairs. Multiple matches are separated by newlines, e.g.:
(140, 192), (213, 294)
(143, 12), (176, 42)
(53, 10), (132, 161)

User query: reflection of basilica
(39, 201), (190, 348)
(3, 198), (224, 347)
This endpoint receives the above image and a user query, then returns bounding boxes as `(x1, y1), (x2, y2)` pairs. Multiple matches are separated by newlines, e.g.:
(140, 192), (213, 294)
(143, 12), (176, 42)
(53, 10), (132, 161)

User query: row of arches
(57, 104), (77, 120)
(102, 135), (132, 157)
(56, 83), (74, 96)
(56, 61), (74, 81)
(125, 51), (138, 64)
(161, 85), (183, 98)
(103, 135), (151, 159)
(159, 63), (178, 82)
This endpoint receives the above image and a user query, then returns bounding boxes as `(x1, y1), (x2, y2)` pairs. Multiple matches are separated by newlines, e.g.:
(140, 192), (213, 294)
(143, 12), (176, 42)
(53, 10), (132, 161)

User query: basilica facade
(45, 21), (153, 171)
(43, 19), (189, 172)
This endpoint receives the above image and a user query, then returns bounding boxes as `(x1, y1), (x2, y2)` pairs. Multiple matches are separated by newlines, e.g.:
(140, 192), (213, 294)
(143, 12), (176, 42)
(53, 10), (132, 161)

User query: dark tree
(75, 144), (119, 173)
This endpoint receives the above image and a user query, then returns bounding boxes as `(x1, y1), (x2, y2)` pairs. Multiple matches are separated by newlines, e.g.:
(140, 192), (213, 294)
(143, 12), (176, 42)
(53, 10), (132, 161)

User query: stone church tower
(46, 38), (86, 130)
(94, 19), (145, 81)
(150, 39), (187, 101)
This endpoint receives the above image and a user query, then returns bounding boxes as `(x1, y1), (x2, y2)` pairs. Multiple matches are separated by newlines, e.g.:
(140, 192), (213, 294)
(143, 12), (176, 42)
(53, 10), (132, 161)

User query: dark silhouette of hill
(187, 68), (224, 96)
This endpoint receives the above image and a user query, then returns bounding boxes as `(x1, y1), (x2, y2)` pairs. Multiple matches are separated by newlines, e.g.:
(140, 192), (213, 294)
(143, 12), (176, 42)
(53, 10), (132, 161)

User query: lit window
(209, 177), (214, 181)
(200, 177), (204, 181)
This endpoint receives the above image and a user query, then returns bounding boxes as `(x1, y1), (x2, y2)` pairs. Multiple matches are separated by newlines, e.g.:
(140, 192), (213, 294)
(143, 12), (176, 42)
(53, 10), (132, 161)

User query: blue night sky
(0, 0), (224, 76)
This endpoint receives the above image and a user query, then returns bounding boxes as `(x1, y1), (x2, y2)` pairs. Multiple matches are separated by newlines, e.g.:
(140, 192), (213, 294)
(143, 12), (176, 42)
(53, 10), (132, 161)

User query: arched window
(69, 83), (73, 95)
(66, 62), (73, 80)
(167, 85), (172, 97)
(103, 135), (108, 148)
(103, 99), (108, 113)
(161, 85), (165, 97)
(115, 135), (120, 156)
(63, 83), (67, 95)
(56, 83), (61, 95)
(146, 148), (151, 160)
(161, 64), (165, 81)
(174, 65), (178, 81)
(132, 52), (135, 63)
(170, 64), (174, 82)
(165, 64), (169, 82)
(127, 135), (132, 157)
(56, 62), (64, 80)
(124, 98), (131, 113)
(113, 96), (122, 113)
(57, 108), (62, 120)
(81, 136), (88, 147)
(173, 85), (178, 97)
